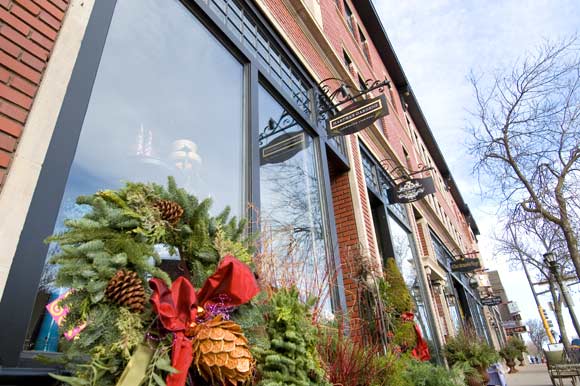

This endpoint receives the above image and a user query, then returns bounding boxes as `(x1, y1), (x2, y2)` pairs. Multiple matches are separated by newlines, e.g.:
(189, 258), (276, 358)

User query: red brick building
(0, 0), (499, 379)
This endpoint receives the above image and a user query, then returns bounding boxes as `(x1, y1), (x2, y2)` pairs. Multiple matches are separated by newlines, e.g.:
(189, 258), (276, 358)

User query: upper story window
(358, 73), (367, 94)
(343, 1), (354, 34)
(358, 25), (371, 63)
(343, 49), (353, 71)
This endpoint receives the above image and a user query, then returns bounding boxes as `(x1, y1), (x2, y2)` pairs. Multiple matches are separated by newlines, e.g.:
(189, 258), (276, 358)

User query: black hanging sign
(387, 177), (435, 204)
(481, 296), (502, 306)
(450, 258), (481, 272)
(327, 95), (388, 136)
(260, 132), (305, 165)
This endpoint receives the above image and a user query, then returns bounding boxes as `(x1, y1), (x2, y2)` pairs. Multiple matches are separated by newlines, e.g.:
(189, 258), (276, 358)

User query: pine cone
(153, 199), (184, 225)
(105, 269), (146, 313)
(189, 315), (255, 385)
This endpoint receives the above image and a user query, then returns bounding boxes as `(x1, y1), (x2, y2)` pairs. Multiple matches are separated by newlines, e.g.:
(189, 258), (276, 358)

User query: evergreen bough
(379, 258), (417, 351)
(256, 287), (330, 386)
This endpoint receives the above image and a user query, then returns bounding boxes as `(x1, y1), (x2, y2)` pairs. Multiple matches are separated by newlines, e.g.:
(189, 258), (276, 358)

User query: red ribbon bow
(149, 255), (260, 386)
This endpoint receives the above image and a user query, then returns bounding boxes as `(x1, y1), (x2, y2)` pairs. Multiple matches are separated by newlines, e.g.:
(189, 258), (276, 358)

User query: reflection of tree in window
(259, 87), (331, 317)
(388, 215), (433, 340)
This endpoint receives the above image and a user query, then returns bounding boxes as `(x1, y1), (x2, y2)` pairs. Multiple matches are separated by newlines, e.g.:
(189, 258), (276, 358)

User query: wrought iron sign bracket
(318, 77), (391, 115)
(258, 111), (297, 146)
(450, 250), (480, 259)
(378, 159), (434, 182)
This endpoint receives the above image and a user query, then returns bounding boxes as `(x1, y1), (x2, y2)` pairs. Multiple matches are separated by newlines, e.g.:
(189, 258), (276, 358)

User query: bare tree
(527, 319), (548, 352)
(494, 213), (576, 353)
(468, 36), (580, 278)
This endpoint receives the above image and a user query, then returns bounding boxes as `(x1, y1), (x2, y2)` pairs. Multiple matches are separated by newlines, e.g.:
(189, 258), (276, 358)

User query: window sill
(0, 366), (64, 386)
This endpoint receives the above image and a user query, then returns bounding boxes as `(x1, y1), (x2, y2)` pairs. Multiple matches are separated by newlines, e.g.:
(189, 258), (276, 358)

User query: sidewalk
(504, 363), (554, 386)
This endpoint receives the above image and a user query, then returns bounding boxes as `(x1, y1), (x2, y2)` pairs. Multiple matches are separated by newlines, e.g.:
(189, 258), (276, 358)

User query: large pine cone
(105, 269), (146, 312)
(153, 199), (184, 225)
(189, 315), (255, 385)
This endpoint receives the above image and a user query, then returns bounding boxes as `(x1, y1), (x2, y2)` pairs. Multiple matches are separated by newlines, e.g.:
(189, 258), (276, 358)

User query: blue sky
(375, 0), (580, 340)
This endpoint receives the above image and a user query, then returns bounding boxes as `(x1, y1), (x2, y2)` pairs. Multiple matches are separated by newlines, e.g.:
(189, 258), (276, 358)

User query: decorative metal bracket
(450, 250), (480, 259)
(378, 158), (434, 182)
(258, 111), (297, 146)
(318, 77), (391, 115)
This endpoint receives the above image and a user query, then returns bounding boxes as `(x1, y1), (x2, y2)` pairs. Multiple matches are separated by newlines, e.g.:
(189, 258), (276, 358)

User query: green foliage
(402, 360), (466, 386)
(380, 259), (414, 314)
(371, 351), (412, 386)
(256, 287), (330, 386)
(144, 337), (178, 386)
(44, 177), (252, 385)
(378, 259), (417, 351)
(444, 332), (499, 371)
(499, 337), (528, 361)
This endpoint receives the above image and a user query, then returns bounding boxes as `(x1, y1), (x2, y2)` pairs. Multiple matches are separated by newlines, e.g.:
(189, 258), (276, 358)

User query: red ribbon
(149, 255), (260, 386)
(401, 312), (431, 361)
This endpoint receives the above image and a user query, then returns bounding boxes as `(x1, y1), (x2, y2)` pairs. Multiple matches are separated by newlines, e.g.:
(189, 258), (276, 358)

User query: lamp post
(544, 252), (580, 337)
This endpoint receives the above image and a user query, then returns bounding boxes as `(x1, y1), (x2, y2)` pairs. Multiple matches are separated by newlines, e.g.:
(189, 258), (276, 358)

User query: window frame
(0, 0), (348, 368)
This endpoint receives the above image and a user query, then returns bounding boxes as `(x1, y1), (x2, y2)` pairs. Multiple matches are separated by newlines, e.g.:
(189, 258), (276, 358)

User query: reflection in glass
(258, 86), (331, 318)
(445, 280), (463, 333)
(387, 215), (433, 341)
(25, 0), (244, 351)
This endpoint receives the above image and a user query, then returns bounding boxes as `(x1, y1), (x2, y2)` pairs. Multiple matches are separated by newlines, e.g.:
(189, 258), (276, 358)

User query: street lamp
(469, 276), (479, 290)
(544, 252), (557, 268)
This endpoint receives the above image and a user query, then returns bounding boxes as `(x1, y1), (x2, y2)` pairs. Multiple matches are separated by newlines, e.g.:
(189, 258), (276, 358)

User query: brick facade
(258, 0), (487, 345)
(0, 0), (68, 189)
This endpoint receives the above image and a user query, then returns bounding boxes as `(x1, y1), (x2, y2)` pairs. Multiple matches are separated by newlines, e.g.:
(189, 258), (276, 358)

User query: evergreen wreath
(45, 177), (255, 386)
(43, 177), (333, 386)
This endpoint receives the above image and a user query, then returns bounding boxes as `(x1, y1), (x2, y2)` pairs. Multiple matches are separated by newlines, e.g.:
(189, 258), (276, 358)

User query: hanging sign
(450, 258), (481, 273)
(481, 296), (502, 306)
(327, 95), (388, 136)
(260, 132), (305, 165)
(505, 326), (527, 334)
(503, 320), (517, 328)
(387, 177), (435, 204)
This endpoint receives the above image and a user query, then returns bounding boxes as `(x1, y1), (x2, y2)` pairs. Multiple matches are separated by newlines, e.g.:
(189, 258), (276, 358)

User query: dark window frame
(0, 0), (347, 368)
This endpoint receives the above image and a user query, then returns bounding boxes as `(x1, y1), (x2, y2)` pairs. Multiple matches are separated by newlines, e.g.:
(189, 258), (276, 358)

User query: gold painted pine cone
(105, 269), (146, 312)
(153, 199), (184, 225)
(190, 315), (255, 385)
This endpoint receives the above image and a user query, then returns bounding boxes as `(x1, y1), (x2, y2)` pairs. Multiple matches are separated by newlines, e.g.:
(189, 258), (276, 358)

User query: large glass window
(25, 0), (244, 352)
(387, 215), (433, 342)
(258, 85), (331, 317)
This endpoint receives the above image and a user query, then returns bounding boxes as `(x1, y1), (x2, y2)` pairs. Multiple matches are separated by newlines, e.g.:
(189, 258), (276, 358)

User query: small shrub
(403, 360), (466, 386)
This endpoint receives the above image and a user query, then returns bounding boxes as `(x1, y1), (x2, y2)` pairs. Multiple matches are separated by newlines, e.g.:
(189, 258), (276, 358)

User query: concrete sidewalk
(504, 363), (555, 386)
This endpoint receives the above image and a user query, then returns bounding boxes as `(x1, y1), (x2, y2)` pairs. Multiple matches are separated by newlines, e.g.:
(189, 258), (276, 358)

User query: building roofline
(355, 0), (480, 236)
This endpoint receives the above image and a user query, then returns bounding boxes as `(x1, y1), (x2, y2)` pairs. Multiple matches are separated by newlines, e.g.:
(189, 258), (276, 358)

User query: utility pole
(520, 253), (555, 343)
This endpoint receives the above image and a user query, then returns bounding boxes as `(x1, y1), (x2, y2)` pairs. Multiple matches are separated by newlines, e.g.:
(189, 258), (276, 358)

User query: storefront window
(25, 0), (244, 351)
(445, 277), (463, 333)
(258, 86), (331, 318)
(387, 215), (433, 341)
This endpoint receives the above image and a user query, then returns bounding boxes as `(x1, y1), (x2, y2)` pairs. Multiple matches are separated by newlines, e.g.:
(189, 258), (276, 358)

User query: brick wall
(0, 0), (68, 189)
(328, 161), (363, 339)
(432, 289), (449, 339)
